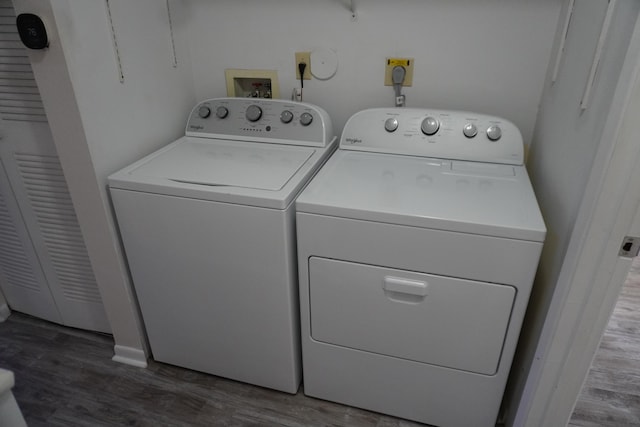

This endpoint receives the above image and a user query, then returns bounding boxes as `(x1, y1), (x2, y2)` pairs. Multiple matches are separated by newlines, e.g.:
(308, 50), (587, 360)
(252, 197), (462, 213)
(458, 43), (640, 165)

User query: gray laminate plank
(0, 312), (425, 426)
(9, 257), (638, 427)
(570, 256), (640, 426)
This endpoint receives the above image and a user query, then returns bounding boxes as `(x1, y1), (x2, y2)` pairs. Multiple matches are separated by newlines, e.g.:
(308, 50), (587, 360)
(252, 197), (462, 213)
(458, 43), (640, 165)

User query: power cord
(392, 65), (406, 107)
(298, 62), (307, 102)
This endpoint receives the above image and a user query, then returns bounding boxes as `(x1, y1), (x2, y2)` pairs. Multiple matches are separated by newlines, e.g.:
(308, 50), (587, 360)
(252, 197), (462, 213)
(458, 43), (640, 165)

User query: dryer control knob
(280, 110), (293, 123)
(487, 125), (502, 141)
(246, 105), (262, 122)
(463, 123), (478, 138)
(215, 106), (229, 119)
(300, 112), (313, 126)
(421, 116), (440, 135)
(198, 106), (211, 119)
(385, 118), (399, 132)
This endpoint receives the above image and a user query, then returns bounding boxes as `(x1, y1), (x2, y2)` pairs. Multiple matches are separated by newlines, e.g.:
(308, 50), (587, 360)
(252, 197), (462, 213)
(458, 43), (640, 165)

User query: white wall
(15, 0), (638, 423)
(528, 0), (639, 300)
(502, 0), (640, 424)
(16, 0), (196, 363)
(53, 0), (196, 174)
(184, 0), (562, 147)
(19, 0), (566, 389)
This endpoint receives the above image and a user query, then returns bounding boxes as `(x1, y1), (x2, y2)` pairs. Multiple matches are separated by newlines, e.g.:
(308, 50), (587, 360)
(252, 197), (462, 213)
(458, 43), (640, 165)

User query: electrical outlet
(295, 52), (311, 80)
(384, 57), (414, 86)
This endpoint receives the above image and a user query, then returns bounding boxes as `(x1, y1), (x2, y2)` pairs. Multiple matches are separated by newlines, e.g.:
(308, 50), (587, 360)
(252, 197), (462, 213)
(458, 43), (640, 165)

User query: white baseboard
(0, 305), (10, 322)
(112, 345), (147, 368)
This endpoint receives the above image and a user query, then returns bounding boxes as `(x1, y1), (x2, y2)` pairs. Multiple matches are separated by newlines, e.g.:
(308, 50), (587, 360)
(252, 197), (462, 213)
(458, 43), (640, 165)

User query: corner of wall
(14, 0), (149, 357)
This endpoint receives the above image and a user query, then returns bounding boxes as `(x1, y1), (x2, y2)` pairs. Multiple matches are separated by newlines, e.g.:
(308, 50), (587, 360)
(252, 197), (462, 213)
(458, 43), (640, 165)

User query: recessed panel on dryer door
(308, 257), (516, 375)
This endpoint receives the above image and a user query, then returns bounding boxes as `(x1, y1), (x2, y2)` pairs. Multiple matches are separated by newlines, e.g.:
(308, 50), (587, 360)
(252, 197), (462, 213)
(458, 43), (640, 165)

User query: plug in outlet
(384, 58), (414, 86)
(295, 52), (311, 80)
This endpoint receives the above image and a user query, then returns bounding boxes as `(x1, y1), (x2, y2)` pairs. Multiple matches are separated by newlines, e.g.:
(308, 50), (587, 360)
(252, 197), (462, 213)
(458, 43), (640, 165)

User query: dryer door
(308, 257), (516, 375)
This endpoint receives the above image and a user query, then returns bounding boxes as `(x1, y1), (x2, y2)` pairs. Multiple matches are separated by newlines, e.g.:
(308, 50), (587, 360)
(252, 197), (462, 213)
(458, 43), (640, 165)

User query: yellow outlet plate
(295, 52), (311, 80)
(384, 57), (414, 86)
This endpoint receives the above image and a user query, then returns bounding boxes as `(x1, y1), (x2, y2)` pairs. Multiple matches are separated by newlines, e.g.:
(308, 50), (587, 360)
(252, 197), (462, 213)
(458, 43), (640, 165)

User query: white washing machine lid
(131, 137), (313, 190)
(296, 150), (546, 242)
(109, 136), (335, 209)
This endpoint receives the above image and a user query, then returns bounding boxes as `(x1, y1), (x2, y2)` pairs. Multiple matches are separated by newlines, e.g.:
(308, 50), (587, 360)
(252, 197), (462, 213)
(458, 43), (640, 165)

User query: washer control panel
(340, 108), (523, 165)
(186, 97), (333, 147)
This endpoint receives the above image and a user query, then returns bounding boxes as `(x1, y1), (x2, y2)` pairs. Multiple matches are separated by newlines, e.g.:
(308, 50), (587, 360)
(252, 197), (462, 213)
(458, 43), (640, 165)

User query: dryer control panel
(186, 97), (334, 148)
(340, 108), (524, 165)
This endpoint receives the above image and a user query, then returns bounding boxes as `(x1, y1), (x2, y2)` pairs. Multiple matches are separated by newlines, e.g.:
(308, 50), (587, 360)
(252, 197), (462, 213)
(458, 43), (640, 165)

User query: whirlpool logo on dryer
(345, 137), (363, 144)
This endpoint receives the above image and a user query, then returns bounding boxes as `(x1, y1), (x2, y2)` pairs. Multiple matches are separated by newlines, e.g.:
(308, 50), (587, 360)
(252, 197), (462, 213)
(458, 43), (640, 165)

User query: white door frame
(512, 12), (640, 427)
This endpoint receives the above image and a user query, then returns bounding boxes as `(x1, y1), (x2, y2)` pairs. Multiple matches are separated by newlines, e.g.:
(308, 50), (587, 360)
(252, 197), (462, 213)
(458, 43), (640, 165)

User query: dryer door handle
(383, 276), (428, 297)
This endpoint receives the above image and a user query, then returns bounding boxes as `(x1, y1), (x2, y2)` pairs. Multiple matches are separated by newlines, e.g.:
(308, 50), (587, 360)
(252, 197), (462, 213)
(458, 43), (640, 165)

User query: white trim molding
(0, 304), (10, 322)
(112, 345), (148, 368)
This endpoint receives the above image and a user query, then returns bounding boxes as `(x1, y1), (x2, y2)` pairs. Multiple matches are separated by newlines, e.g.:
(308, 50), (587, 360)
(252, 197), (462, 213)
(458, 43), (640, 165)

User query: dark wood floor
(1, 258), (638, 427)
(569, 256), (640, 426)
(0, 312), (423, 426)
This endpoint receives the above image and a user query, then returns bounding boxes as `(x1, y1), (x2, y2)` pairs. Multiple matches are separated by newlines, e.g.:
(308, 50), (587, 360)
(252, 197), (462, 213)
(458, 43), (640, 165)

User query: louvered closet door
(0, 0), (110, 333)
(0, 159), (61, 323)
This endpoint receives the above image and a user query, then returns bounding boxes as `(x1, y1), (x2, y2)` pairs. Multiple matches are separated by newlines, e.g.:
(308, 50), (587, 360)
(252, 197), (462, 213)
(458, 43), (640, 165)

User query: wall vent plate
(225, 69), (279, 99)
(310, 48), (338, 80)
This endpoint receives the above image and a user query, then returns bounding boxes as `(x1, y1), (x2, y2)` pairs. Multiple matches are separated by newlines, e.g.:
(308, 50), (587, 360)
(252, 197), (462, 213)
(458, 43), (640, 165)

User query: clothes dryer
(109, 98), (336, 393)
(296, 108), (545, 425)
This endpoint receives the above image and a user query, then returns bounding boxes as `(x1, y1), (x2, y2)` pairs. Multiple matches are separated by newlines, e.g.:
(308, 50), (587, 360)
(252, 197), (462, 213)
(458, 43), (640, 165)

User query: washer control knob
(280, 110), (293, 124)
(245, 105), (262, 122)
(215, 106), (229, 119)
(463, 123), (478, 138)
(198, 106), (211, 119)
(421, 116), (440, 136)
(300, 112), (313, 126)
(385, 118), (399, 132)
(486, 125), (502, 141)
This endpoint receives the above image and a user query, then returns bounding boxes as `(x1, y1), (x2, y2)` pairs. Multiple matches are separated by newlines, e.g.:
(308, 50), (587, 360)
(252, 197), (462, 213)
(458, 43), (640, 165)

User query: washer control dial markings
(486, 125), (502, 141)
(280, 110), (294, 124)
(246, 105), (263, 122)
(421, 117), (440, 136)
(215, 106), (229, 119)
(300, 112), (313, 126)
(463, 123), (478, 138)
(198, 106), (211, 119)
(385, 118), (399, 132)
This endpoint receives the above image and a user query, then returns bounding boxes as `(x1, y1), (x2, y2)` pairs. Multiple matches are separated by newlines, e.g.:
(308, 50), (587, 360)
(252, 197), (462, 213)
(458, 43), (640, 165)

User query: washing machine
(296, 108), (546, 426)
(108, 97), (336, 393)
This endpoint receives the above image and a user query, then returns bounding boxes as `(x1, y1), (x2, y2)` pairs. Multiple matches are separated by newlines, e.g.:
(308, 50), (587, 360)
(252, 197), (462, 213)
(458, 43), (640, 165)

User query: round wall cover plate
(310, 48), (338, 80)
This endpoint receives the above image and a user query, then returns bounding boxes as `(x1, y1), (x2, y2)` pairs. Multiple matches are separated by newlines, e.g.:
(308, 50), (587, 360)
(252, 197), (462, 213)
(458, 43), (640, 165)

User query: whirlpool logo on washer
(189, 125), (204, 130)
(345, 137), (363, 144)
